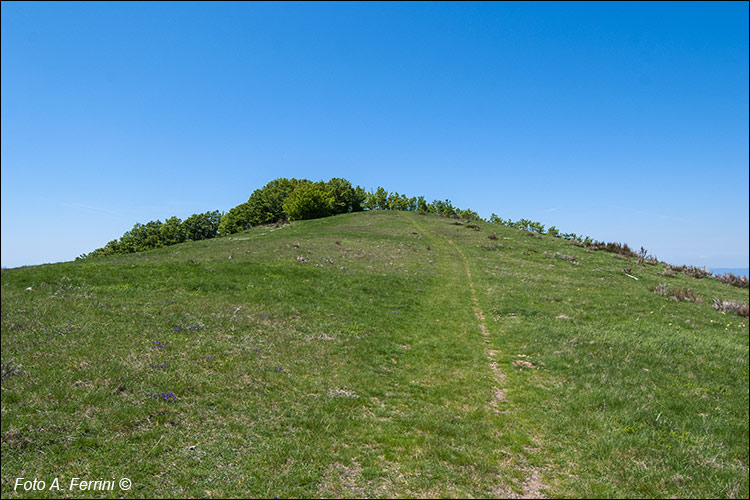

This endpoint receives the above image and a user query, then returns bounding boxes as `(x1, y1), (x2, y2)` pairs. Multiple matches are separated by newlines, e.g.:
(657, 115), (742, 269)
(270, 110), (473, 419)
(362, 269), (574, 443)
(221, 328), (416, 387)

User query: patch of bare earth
(319, 460), (365, 498)
(493, 468), (547, 499)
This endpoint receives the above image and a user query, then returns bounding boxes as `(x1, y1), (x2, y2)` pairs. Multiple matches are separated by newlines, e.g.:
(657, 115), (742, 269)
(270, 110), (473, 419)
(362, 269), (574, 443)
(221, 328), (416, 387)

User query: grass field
(2, 211), (748, 498)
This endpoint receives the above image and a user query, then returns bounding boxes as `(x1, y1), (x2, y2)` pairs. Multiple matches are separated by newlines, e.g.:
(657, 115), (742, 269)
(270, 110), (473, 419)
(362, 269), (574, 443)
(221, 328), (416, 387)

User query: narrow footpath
(414, 219), (546, 499)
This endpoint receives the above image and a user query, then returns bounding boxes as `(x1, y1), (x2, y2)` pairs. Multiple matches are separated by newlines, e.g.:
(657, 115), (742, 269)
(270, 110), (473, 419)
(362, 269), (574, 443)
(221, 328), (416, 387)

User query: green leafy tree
(386, 192), (403, 211)
(433, 199), (456, 216)
(247, 178), (304, 224)
(326, 178), (356, 215)
(373, 187), (389, 210)
(218, 203), (253, 235)
(352, 186), (367, 212)
(182, 211), (221, 241)
(529, 221), (545, 234)
(458, 208), (480, 220)
(84, 239), (120, 258)
(282, 181), (332, 220)
(397, 194), (411, 211)
(160, 217), (186, 245)
(217, 178), (305, 235)
(118, 221), (164, 252)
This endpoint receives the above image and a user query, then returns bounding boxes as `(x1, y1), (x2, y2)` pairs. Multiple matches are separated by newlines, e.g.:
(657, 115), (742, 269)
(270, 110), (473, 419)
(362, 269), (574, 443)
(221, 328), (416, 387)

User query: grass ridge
(2, 211), (747, 498)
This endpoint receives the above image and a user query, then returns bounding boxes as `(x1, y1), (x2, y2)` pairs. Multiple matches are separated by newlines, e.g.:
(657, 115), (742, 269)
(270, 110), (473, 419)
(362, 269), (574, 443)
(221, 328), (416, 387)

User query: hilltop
(2, 210), (748, 498)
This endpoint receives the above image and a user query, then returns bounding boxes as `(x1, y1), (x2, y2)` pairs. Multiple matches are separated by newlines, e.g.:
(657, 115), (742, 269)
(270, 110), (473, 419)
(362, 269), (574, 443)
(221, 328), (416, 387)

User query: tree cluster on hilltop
(76, 177), (749, 290)
(81, 177), (479, 258)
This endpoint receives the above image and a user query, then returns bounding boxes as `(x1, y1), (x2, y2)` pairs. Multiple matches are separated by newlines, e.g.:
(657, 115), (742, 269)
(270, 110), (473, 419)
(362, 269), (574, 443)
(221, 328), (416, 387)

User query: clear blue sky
(2, 1), (748, 269)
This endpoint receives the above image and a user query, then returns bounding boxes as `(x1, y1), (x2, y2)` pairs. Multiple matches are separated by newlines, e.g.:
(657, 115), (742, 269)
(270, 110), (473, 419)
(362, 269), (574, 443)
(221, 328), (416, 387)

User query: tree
(457, 208), (480, 220)
(282, 182), (332, 220)
(373, 187), (388, 210)
(247, 178), (304, 224)
(326, 178), (356, 215)
(218, 203), (252, 235)
(118, 221), (163, 252)
(433, 199), (456, 216)
(352, 186), (367, 212)
(182, 211), (221, 241)
(160, 216), (186, 245)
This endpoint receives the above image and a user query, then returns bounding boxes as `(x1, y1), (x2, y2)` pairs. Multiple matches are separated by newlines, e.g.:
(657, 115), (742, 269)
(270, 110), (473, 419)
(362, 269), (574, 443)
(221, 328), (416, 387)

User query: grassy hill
(2, 210), (748, 498)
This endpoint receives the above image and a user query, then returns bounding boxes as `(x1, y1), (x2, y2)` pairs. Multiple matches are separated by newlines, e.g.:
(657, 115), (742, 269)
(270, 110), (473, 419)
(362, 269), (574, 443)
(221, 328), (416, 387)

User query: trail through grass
(2, 211), (748, 498)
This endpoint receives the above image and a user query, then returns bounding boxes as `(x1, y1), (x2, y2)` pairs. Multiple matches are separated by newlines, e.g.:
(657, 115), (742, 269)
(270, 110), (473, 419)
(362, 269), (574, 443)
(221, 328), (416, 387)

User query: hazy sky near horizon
(2, 1), (748, 269)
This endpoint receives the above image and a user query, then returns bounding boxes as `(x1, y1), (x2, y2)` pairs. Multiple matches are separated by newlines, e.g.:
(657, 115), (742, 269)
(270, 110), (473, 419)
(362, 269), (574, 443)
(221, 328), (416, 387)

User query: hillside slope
(2, 211), (748, 498)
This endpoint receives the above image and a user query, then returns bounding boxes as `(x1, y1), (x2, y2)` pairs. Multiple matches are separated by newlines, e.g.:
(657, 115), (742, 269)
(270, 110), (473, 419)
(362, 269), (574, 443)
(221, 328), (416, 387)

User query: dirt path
(447, 239), (508, 412)
(448, 238), (547, 498)
(430, 229), (547, 499)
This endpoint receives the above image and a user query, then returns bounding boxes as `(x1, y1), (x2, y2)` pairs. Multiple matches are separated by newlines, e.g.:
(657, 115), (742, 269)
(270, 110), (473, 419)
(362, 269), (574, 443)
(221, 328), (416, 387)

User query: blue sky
(2, 1), (748, 269)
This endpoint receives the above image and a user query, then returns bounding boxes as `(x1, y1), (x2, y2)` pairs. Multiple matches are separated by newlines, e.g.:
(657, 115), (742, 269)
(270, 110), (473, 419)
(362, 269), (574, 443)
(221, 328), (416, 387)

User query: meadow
(2, 211), (748, 498)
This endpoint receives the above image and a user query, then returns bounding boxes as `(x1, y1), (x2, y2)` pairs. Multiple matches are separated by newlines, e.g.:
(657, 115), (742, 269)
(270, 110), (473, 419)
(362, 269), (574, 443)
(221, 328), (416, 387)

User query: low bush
(712, 299), (749, 317)
(714, 273), (749, 289)
(544, 251), (579, 265)
(683, 265), (713, 279)
(653, 284), (701, 303)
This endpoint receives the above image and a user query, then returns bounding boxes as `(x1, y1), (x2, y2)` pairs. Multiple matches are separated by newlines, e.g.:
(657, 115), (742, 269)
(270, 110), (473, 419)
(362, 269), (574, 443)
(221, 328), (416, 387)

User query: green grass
(2, 211), (748, 498)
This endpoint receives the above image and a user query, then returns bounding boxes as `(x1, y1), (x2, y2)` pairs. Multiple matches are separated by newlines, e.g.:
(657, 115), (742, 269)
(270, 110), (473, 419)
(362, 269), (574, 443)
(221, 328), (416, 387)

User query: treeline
(76, 177), (749, 289)
(218, 178), (365, 234)
(218, 177), (482, 234)
(81, 177), (482, 258)
(82, 211), (222, 258)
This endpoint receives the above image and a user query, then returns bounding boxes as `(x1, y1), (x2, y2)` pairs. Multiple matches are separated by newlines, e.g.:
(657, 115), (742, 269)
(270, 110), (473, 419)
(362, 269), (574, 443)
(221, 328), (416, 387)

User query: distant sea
(709, 268), (749, 278)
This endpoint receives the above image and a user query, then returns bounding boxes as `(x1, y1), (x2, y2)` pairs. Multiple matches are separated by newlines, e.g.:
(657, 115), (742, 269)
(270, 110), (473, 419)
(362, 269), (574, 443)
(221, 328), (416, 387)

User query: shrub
(483, 243), (503, 251)
(653, 284), (701, 303)
(637, 246), (648, 265)
(1, 359), (21, 380)
(683, 266), (712, 279)
(543, 251), (579, 265)
(661, 266), (677, 277)
(714, 273), (749, 288)
(587, 241), (636, 257)
(713, 299), (749, 317)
